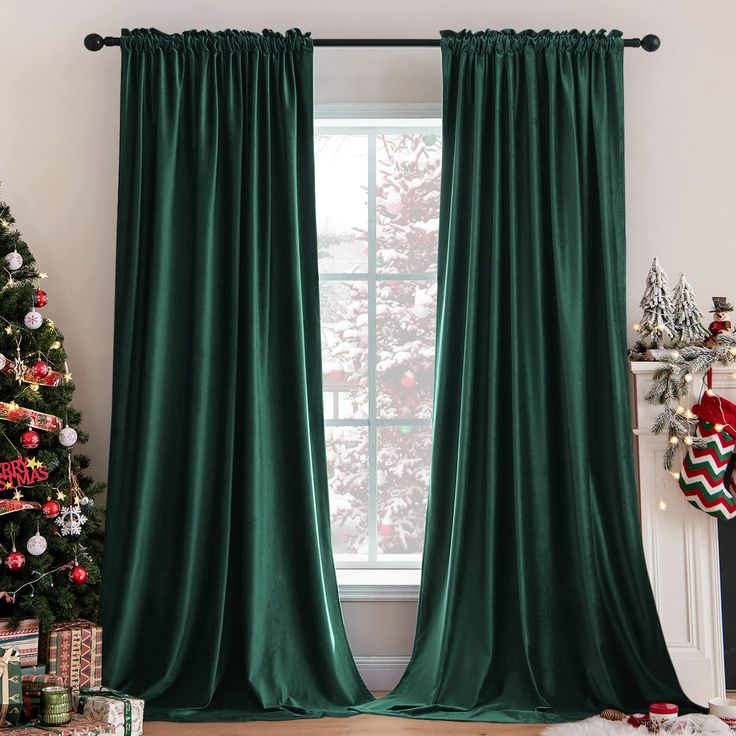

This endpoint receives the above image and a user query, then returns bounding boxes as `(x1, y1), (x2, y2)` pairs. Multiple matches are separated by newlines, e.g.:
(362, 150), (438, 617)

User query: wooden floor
(144, 717), (545, 736)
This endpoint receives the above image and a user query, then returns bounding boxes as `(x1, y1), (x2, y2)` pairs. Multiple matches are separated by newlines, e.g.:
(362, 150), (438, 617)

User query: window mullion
(367, 131), (378, 565)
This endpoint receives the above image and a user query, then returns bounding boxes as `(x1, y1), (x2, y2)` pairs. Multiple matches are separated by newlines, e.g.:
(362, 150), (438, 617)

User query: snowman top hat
(710, 297), (734, 313)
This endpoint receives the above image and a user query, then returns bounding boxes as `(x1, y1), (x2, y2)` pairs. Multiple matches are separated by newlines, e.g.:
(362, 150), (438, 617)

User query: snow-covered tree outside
(315, 124), (440, 563)
(672, 274), (709, 345)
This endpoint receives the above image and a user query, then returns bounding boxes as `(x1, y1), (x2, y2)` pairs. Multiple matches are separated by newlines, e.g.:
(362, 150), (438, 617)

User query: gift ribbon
(0, 402), (63, 432)
(78, 688), (132, 736)
(0, 648), (21, 726)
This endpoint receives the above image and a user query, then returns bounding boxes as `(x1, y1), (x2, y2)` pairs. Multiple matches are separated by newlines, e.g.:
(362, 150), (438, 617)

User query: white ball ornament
(5, 251), (22, 271)
(26, 533), (47, 556)
(58, 426), (78, 447)
(24, 309), (42, 330)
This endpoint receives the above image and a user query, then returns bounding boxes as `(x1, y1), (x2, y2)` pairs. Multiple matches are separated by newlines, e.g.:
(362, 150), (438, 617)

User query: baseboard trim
(355, 656), (410, 691)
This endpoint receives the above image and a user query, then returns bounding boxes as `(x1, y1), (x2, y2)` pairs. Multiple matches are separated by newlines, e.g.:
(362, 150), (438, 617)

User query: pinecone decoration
(600, 708), (627, 721)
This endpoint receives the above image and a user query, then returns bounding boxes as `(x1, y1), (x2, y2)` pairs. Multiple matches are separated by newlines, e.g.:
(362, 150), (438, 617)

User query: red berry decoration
(400, 370), (417, 389)
(5, 550), (25, 571)
(34, 289), (47, 308)
(31, 360), (50, 380)
(69, 564), (88, 585)
(20, 429), (40, 449)
(42, 500), (60, 519)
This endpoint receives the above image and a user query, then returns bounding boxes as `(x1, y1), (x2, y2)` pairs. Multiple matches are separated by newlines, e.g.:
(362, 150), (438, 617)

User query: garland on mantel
(641, 333), (736, 471)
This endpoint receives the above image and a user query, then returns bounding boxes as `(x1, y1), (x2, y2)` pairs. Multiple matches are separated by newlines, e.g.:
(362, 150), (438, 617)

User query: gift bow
(0, 648), (18, 679)
(78, 687), (134, 736)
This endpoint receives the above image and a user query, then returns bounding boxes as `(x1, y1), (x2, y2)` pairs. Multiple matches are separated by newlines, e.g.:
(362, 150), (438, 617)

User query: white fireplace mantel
(630, 362), (732, 706)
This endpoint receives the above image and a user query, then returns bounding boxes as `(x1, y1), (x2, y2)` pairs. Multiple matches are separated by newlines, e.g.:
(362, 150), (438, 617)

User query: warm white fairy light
(706, 389), (716, 397)
(632, 323), (642, 333)
(676, 406), (685, 415)
(670, 471), (681, 480)
(684, 436), (693, 446)
(669, 436), (679, 445)
(658, 498), (668, 511)
(684, 373), (693, 383)
(715, 424), (724, 432)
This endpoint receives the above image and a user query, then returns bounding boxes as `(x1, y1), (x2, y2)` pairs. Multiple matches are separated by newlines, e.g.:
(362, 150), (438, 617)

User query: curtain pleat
(101, 28), (371, 721)
(360, 28), (697, 722)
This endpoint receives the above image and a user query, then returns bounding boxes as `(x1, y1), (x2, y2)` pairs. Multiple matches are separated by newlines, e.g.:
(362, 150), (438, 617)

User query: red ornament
(400, 371), (417, 389)
(5, 550), (25, 571)
(42, 499), (60, 518)
(378, 522), (394, 536)
(68, 564), (88, 585)
(20, 429), (40, 450)
(34, 289), (47, 308)
(30, 361), (50, 380)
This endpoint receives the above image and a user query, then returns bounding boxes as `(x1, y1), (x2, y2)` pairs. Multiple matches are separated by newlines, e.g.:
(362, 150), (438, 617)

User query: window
(315, 106), (441, 570)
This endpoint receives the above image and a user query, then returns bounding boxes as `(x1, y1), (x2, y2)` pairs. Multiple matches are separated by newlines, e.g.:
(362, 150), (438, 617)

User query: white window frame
(315, 103), (441, 597)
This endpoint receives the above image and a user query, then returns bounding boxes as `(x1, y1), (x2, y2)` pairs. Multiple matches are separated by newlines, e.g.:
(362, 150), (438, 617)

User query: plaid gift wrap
(46, 623), (101, 692)
(75, 689), (143, 736)
(0, 621), (40, 668)
(6, 713), (113, 735)
(0, 647), (22, 726)
(22, 675), (65, 698)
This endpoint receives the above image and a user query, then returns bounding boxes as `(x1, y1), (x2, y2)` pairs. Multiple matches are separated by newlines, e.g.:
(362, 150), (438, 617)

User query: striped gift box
(22, 672), (65, 697)
(0, 620), (39, 668)
(46, 622), (102, 692)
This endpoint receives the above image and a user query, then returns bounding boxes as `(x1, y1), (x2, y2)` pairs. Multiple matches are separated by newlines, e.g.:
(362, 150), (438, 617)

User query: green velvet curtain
(101, 29), (371, 721)
(362, 29), (694, 723)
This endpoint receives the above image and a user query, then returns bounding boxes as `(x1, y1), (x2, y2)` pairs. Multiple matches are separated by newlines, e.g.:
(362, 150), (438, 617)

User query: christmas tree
(672, 274), (709, 346)
(321, 133), (439, 555)
(0, 194), (102, 631)
(634, 257), (675, 348)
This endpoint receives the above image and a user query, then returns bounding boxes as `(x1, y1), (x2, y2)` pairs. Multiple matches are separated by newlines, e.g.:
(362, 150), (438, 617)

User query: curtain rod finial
(84, 33), (105, 52)
(641, 34), (661, 52)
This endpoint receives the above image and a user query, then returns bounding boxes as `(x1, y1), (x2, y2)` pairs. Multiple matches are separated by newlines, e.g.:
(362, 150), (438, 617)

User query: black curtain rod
(84, 33), (661, 52)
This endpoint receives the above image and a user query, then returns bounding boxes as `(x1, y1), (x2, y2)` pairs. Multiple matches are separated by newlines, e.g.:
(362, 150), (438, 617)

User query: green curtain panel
(101, 29), (372, 721)
(362, 29), (695, 722)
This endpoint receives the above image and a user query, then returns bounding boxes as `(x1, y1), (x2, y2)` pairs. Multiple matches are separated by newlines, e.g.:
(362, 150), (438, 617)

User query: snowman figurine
(704, 296), (734, 348)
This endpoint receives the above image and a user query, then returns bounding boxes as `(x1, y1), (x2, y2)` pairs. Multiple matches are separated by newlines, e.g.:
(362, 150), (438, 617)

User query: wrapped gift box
(0, 647), (22, 727)
(6, 712), (113, 735)
(46, 623), (101, 692)
(0, 621), (39, 668)
(22, 674), (65, 697)
(75, 689), (143, 736)
(20, 667), (45, 677)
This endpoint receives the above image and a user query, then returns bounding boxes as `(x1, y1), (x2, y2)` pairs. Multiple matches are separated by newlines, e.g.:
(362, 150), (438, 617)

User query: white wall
(2, 0), (735, 670)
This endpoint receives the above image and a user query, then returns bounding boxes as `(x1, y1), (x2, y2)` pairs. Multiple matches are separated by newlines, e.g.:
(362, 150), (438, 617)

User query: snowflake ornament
(55, 505), (88, 536)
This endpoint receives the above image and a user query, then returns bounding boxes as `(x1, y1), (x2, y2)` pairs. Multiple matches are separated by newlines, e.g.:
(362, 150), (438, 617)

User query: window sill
(336, 568), (421, 601)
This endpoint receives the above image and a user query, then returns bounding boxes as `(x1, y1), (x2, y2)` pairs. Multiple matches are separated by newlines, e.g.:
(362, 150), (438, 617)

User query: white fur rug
(542, 715), (733, 736)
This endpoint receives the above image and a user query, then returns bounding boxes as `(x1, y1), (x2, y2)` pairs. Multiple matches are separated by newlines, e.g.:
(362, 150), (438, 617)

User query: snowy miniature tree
(634, 257), (675, 347)
(672, 274), (709, 346)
